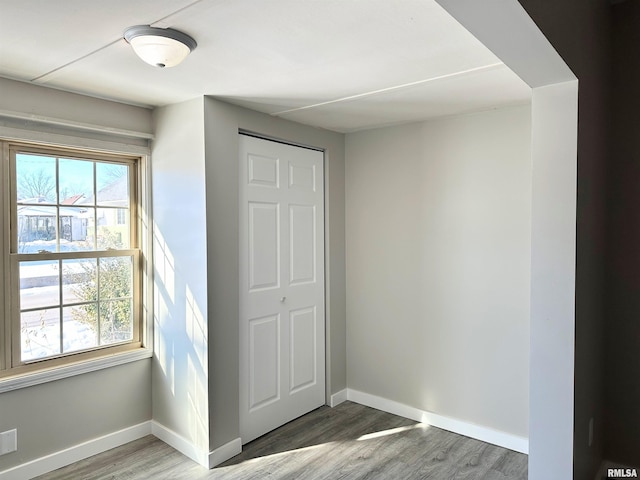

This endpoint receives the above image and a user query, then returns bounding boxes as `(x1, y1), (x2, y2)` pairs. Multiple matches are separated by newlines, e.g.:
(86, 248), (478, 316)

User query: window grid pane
(12, 146), (139, 366)
(15, 154), (133, 255)
(18, 253), (136, 362)
(21, 308), (61, 361)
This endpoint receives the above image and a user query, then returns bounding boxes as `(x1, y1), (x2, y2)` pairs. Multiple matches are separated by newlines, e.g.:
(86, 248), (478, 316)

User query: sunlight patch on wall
(186, 285), (207, 371)
(153, 226), (175, 305)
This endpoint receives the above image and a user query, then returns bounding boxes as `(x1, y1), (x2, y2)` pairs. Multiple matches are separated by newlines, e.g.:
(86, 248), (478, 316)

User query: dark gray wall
(517, 1), (613, 479)
(605, 0), (640, 466)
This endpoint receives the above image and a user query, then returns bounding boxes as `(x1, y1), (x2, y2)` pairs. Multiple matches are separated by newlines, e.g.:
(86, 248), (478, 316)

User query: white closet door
(239, 134), (325, 444)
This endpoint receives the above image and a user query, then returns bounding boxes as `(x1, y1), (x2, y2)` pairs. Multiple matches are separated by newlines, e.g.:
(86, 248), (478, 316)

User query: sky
(16, 153), (127, 203)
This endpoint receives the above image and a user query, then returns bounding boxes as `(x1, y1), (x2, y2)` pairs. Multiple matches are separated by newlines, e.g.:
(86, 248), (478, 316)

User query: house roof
(61, 194), (85, 205)
(17, 205), (87, 217)
(80, 175), (129, 207)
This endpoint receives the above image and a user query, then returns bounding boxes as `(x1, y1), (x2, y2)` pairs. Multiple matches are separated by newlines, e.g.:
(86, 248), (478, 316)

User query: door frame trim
(239, 129), (325, 153)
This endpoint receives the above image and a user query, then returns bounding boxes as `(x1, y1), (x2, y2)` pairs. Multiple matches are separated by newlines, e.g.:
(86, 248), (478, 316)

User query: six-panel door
(239, 135), (325, 444)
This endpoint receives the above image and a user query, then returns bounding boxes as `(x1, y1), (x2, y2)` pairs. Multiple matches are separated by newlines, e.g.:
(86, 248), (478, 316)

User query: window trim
(0, 138), (152, 388)
(0, 347), (152, 394)
(1, 142), (9, 373)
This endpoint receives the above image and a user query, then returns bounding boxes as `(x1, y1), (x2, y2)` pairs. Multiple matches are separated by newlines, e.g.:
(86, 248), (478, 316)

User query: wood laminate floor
(35, 401), (528, 480)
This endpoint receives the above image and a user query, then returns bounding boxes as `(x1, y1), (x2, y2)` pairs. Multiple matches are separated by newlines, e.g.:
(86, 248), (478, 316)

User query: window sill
(0, 347), (153, 394)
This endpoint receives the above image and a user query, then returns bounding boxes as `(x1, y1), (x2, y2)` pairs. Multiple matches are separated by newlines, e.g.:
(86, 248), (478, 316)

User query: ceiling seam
(30, 39), (122, 83)
(29, 0), (207, 84)
(150, 0), (207, 28)
(271, 62), (504, 117)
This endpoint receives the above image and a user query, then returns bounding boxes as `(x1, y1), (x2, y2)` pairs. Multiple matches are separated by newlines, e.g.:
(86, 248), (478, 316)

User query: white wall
(528, 81), (578, 478)
(346, 105), (531, 439)
(148, 97), (346, 467)
(151, 99), (210, 457)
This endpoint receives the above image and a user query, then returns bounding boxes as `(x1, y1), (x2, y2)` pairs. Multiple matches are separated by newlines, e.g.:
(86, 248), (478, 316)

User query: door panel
(249, 314), (280, 410)
(248, 154), (279, 188)
(248, 202), (280, 291)
(239, 135), (325, 444)
(288, 161), (316, 191)
(289, 204), (316, 285)
(290, 306), (317, 393)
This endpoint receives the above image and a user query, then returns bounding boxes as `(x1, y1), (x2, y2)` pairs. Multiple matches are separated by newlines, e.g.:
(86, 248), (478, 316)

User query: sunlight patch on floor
(357, 423), (427, 441)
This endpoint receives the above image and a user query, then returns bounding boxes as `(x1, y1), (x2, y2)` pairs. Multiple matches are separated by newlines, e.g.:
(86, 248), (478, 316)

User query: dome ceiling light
(124, 25), (197, 68)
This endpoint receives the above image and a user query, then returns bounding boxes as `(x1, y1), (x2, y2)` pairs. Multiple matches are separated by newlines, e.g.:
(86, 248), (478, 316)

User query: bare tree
(18, 169), (56, 202)
(101, 164), (127, 184)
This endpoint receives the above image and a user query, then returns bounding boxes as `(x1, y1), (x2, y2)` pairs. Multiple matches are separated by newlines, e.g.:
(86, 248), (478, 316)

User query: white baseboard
(150, 421), (208, 468)
(0, 422), (152, 480)
(0, 391), (526, 480)
(0, 420), (241, 479)
(208, 437), (242, 468)
(151, 421), (241, 469)
(329, 388), (348, 407)
(346, 389), (529, 454)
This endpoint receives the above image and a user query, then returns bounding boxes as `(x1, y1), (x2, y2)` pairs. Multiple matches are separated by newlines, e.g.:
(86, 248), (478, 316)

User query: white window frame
(0, 137), (152, 392)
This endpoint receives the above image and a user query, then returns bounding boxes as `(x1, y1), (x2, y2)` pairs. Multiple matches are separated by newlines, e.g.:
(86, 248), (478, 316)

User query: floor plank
(35, 401), (528, 479)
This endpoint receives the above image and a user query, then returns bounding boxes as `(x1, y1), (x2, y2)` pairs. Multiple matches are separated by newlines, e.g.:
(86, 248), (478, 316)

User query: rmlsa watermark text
(607, 468), (638, 478)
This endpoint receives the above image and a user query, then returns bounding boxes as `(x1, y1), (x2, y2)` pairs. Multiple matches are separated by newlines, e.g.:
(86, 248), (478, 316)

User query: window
(2, 142), (143, 377)
(116, 208), (126, 225)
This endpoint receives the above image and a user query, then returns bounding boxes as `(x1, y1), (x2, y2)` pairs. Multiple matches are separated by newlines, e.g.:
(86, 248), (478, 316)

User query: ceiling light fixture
(124, 25), (197, 68)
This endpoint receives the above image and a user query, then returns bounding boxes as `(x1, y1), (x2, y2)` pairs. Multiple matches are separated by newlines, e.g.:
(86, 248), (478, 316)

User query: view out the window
(12, 148), (139, 363)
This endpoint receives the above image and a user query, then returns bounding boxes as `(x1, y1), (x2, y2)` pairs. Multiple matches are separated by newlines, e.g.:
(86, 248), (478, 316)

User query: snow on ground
(18, 239), (126, 361)
(18, 238), (89, 254)
(21, 317), (98, 361)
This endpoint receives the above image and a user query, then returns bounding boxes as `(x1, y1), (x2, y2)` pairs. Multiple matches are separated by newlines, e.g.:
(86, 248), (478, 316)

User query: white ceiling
(0, 0), (531, 133)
